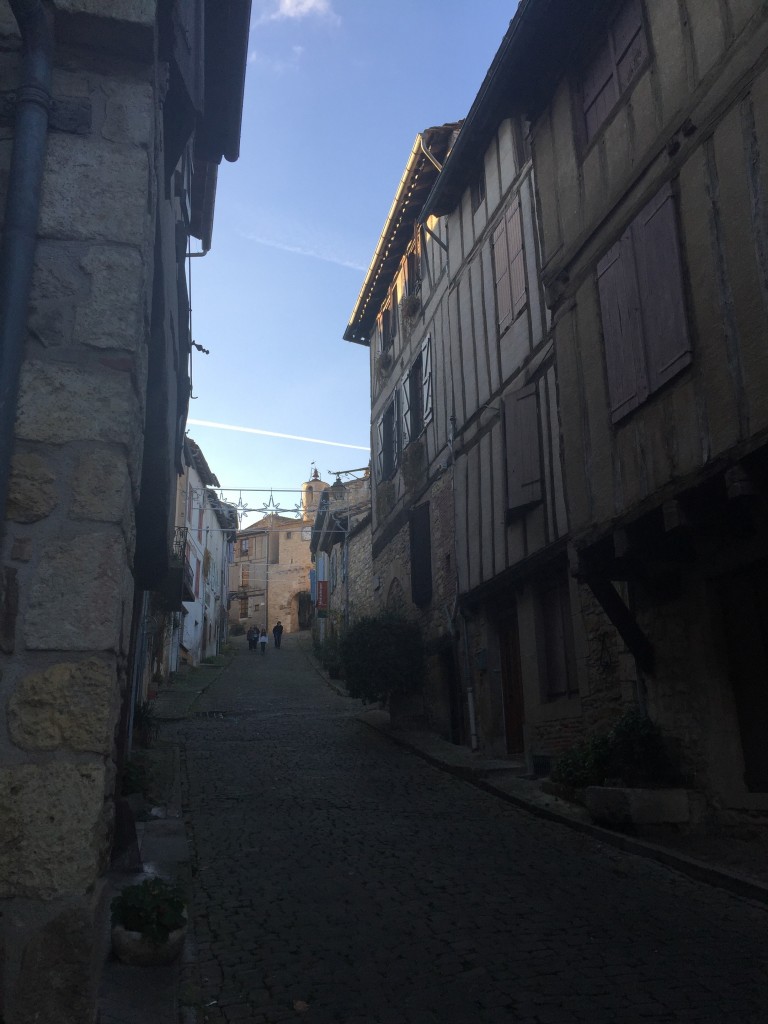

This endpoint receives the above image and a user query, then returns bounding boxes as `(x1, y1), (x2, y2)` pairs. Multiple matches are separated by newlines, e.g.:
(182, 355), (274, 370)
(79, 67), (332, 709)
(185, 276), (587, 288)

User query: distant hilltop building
(229, 470), (329, 634)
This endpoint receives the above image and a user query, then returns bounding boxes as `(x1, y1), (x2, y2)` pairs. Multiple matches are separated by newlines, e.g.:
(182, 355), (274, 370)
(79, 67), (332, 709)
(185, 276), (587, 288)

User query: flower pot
(111, 916), (187, 966)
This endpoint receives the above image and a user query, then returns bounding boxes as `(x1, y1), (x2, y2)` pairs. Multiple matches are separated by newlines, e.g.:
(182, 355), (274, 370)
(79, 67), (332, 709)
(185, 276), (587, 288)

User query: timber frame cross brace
(576, 569), (655, 675)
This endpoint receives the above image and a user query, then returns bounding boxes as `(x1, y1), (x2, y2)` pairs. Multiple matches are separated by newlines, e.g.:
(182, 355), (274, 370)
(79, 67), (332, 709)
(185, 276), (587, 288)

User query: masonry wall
(0, 5), (169, 1021)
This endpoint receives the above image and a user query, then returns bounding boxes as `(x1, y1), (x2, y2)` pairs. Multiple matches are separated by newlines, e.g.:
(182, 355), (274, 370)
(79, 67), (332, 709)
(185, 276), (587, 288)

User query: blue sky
(187, 0), (515, 523)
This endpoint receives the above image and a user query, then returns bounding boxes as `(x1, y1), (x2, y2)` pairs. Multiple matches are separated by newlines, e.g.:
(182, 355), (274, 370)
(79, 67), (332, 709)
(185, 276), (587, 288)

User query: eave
(420, 0), (617, 220)
(343, 123), (461, 346)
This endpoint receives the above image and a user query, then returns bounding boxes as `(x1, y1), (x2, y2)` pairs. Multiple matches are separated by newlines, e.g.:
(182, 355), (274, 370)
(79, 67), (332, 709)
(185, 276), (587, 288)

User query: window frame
(492, 196), (527, 336)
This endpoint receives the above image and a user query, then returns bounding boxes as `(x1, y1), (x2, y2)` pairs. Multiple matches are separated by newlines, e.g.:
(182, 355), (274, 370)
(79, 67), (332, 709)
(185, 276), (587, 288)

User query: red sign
(316, 580), (328, 610)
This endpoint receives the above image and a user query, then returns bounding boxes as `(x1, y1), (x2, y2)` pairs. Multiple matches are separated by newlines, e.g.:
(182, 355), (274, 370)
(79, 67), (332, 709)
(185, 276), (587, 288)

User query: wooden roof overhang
(343, 123), (461, 346)
(420, 0), (617, 220)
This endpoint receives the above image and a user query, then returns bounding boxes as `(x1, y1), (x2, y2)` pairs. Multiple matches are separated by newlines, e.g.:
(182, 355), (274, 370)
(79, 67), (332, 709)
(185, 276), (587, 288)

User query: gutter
(0, 0), (53, 536)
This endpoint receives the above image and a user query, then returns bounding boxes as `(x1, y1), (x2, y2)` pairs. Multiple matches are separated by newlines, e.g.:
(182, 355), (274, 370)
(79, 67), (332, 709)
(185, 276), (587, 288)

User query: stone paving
(171, 636), (768, 1024)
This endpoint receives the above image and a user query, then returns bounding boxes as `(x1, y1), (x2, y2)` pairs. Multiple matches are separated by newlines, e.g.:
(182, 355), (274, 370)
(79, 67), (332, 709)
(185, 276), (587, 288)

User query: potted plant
(110, 877), (187, 966)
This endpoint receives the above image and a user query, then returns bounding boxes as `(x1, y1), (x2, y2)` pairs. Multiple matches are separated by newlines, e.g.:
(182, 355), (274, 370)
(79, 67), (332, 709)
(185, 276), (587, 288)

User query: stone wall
(0, 5), (161, 1022)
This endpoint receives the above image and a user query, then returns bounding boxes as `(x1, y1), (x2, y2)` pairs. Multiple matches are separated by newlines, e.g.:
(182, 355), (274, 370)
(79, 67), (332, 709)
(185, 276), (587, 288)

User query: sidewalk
(98, 656), (233, 1024)
(352, 705), (768, 904)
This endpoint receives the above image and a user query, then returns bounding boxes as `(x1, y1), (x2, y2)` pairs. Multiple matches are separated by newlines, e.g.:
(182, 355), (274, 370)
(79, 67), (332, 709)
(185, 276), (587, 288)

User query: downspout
(0, 0), (53, 538)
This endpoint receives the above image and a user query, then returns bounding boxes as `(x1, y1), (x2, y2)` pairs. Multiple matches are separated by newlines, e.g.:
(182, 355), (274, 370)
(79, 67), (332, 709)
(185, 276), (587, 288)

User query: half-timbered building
(516, 0), (768, 814)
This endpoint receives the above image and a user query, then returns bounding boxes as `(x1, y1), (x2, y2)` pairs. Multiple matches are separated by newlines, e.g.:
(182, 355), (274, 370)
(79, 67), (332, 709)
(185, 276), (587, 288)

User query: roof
(343, 123), (462, 345)
(185, 436), (220, 487)
(420, 0), (615, 219)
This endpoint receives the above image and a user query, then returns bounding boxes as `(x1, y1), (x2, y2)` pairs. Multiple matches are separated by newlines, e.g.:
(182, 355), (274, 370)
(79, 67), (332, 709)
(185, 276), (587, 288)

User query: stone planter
(585, 786), (702, 829)
(111, 916), (187, 966)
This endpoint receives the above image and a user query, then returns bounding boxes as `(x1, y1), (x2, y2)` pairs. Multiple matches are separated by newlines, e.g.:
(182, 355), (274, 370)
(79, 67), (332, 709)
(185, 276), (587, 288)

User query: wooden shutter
(507, 200), (526, 317)
(409, 503), (433, 607)
(493, 217), (513, 333)
(597, 233), (648, 422)
(631, 182), (692, 393)
(376, 417), (385, 480)
(613, 0), (647, 92)
(504, 383), (542, 514)
(583, 41), (616, 142)
(401, 376), (411, 448)
(421, 334), (433, 425)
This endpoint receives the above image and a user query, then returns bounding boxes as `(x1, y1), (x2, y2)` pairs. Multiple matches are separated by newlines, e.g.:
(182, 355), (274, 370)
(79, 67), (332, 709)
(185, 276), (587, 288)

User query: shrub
(551, 708), (678, 789)
(319, 633), (342, 678)
(111, 878), (186, 945)
(339, 613), (424, 704)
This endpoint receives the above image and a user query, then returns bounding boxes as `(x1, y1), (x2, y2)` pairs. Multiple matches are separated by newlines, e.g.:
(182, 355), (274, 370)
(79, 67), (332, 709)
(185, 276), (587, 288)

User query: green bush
(551, 708), (678, 789)
(339, 613), (424, 704)
(319, 632), (342, 678)
(111, 878), (186, 945)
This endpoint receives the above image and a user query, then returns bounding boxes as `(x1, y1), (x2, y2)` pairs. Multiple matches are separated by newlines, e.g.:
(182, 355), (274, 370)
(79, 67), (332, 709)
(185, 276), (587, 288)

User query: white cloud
(253, 0), (339, 26)
(247, 45), (304, 72)
(239, 230), (367, 272)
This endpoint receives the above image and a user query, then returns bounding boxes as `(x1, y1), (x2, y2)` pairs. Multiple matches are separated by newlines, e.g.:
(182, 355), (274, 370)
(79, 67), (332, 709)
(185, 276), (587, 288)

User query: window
(406, 250), (421, 295)
(536, 570), (578, 701)
(197, 506), (203, 542)
(194, 557), (200, 598)
(381, 291), (398, 351)
(582, 0), (648, 143)
(492, 197), (526, 334)
(239, 597), (248, 619)
(402, 335), (433, 446)
(240, 538), (249, 555)
(504, 382), (542, 515)
(597, 182), (691, 422)
(409, 503), (432, 606)
(377, 393), (399, 480)
(470, 166), (486, 213)
(241, 564), (250, 588)
(186, 486), (193, 527)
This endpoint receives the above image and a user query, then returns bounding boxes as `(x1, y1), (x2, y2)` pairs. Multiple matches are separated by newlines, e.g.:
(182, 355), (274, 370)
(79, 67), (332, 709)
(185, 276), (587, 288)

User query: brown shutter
(507, 200), (527, 317)
(493, 216), (513, 333)
(504, 383), (542, 514)
(632, 182), (692, 393)
(409, 503), (433, 607)
(597, 234), (648, 422)
(583, 41), (616, 142)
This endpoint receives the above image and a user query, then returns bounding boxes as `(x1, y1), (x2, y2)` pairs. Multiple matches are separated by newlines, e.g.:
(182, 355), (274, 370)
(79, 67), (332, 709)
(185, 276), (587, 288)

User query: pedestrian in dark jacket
(272, 621), (283, 649)
(247, 627), (256, 651)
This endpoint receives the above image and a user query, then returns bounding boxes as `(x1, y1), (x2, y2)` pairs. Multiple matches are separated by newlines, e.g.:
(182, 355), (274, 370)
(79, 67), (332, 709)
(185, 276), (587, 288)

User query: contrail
(187, 418), (370, 452)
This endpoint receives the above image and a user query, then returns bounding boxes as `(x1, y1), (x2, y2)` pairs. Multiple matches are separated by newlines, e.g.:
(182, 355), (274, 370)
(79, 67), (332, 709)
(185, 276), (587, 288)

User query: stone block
(6, 452), (58, 522)
(28, 242), (88, 349)
(7, 657), (119, 753)
(100, 78), (155, 148)
(52, 0), (155, 24)
(24, 531), (128, 651)
(71, 446), (132, 523)
(15, 360), (142, 450)
(0, 762), (106, 898)
(40, 133), (151, 246)
(75, 245), (146, 351)
(585, 786), (692, 827)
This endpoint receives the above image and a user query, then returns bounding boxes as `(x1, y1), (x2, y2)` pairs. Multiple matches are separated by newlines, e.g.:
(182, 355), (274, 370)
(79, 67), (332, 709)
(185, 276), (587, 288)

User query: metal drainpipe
(0, 0), (53, 538)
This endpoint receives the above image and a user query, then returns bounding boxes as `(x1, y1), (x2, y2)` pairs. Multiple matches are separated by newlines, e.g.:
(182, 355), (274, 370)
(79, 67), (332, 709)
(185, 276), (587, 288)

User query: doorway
(498, 605), (525, 759)
(717, 561), (768, 792)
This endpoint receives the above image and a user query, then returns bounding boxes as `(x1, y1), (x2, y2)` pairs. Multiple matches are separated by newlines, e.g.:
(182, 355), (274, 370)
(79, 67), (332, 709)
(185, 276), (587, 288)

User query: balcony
(159, 527), (195, 609)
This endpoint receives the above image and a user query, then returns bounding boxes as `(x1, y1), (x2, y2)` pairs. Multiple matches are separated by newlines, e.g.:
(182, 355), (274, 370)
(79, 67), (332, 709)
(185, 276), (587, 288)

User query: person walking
(272, 620), (283, 649)
(247, 627), (256, 652)
(258, 628), (268, 656)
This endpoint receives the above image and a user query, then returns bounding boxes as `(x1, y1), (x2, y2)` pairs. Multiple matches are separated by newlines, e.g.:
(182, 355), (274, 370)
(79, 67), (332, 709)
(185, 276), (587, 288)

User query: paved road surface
(175, 635), (768, 1024)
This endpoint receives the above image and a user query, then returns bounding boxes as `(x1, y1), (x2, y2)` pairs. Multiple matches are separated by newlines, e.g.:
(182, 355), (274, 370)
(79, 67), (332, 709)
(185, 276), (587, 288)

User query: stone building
(229, 471), (329, 636)
(310, 471), (373, 638)
(0, 2), (250, 1020)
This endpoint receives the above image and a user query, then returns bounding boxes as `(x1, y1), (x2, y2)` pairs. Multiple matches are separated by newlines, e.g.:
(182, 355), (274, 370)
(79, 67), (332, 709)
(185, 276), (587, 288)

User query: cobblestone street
(174, 637), (768, 1024)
